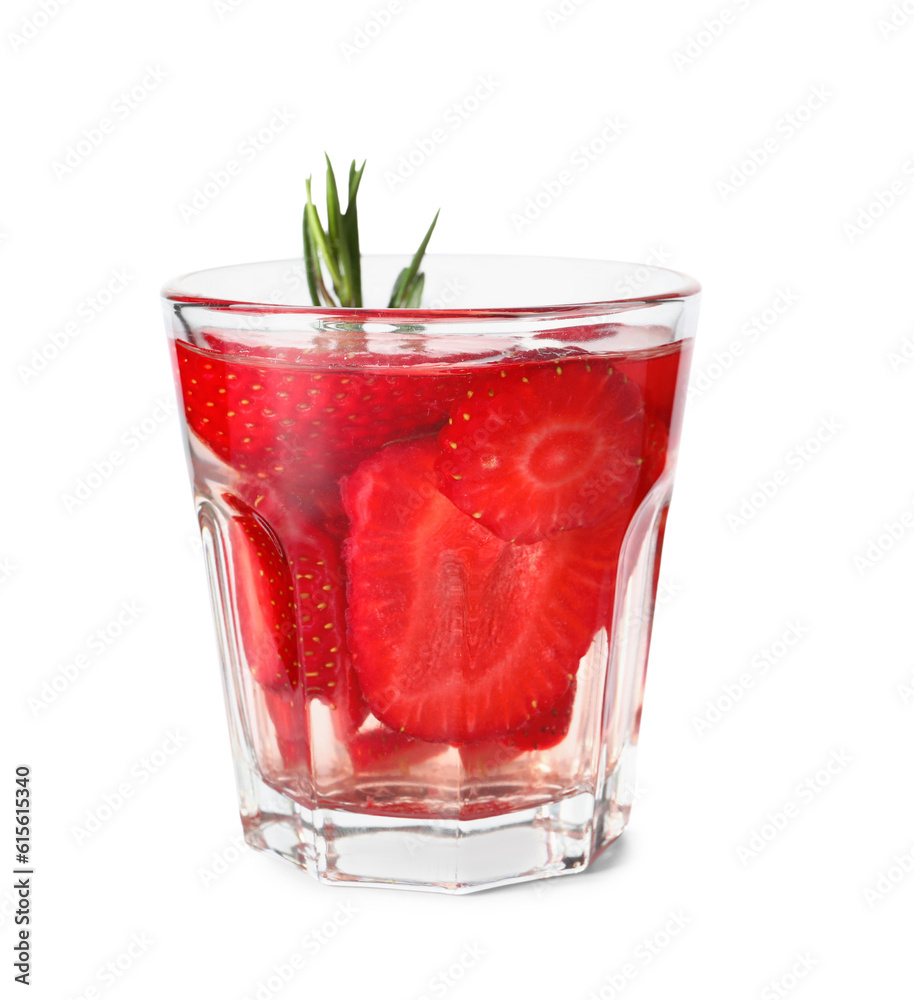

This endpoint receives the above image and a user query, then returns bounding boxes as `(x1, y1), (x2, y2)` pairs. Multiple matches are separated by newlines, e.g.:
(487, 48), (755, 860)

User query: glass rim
(161, 254), (701, 322)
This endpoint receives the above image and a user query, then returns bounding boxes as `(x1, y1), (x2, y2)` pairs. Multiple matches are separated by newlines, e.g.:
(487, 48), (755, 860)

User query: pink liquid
(176, 336), (690, 821)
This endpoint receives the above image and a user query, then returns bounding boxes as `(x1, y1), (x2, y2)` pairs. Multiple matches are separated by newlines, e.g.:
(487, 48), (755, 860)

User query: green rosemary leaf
(305, 200), (344, 299)
(388, 267), (408, 308)
(304, 178), (337, 306)
(404, 271), (425, 308)
(389, 209), (439, 307)
(348, 158), (366, 204)
(343, 159), (365, 307)
(324, 154), (353, 305)
(302, 194), (320, 307)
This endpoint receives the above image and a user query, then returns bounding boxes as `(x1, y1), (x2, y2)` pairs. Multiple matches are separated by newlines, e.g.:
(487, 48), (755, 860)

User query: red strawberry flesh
(223, 493), (299, 692)
(288, 525), (367, 737)
(175, 338), (462, 483)
(437, 359), (644, 543)
(459, 679), (577, 775)
(342, 437), (619, 744)
(503, 677), (577, 751)
(347, 726), (444, 771)
(233, 480), (368, 737)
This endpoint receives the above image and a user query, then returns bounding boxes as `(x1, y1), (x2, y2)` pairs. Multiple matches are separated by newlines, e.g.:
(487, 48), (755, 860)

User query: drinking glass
(161, 255), (699, 893)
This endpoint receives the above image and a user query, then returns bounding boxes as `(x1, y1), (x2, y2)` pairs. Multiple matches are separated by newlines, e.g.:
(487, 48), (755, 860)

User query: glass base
(237, 758), (633, 894)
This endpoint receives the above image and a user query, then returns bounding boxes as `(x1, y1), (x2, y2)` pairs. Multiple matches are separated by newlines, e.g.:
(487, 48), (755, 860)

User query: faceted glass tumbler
(161, 255), (699, 893)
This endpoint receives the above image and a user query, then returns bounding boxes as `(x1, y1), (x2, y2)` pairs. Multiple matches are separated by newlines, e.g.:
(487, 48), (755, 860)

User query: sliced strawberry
(302, 485), (349, 540)
(238, 481), (368, 735)
(175, 339), (461, 482)
(235, 472), (349, 543)
(228, 484), (367, 736)
(342, 437), (618, 744)
(224, 493), (311, 764)
(459, 679), (577, 775)
(501, 676), (577, 751)
(347, 726), (444, 771)
(224, 494), (299, 692)
(437, 359), (644, 544)
(287, 522), (368, 737)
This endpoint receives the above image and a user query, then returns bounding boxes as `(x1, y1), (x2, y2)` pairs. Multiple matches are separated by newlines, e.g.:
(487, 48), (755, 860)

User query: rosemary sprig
(302, 155), (438, 309)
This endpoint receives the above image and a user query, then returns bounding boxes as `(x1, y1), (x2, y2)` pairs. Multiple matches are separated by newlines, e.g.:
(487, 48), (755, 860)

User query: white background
(3, 0), (913, 996)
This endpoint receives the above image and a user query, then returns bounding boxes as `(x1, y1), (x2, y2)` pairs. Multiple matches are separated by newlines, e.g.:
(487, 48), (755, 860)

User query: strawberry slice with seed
(347, 726), (444, 771)
(288, 522), (367, 736)
(459, 679), (577, 774)
(234, 481), (367, 736)
(499, 677), (577, 752)
(437, 359), (644, 544)
(224, 494), (299, 692)
(342, 437), (618, 745)
(174, 338), (461, 482)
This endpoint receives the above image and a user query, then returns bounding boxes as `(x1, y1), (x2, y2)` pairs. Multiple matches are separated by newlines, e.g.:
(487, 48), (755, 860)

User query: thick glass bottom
(237, 751), (635, 894)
